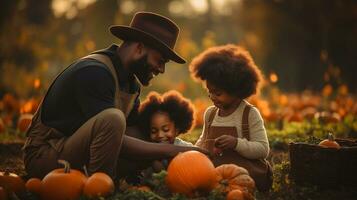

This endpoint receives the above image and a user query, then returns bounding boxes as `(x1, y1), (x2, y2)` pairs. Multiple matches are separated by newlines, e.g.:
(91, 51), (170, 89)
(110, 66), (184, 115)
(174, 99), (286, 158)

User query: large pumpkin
(41, 160), (87, 200)
(166, 151), (218, 196)
(83, 172), (114, 198)
(215, 164), (255, 199)
(0, 170), (25, 195)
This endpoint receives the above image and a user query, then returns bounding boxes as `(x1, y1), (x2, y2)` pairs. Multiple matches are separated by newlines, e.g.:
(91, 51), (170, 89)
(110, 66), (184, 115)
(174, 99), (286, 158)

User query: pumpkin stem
(58, 160), (70, 173)
(328, 133), (335, 141)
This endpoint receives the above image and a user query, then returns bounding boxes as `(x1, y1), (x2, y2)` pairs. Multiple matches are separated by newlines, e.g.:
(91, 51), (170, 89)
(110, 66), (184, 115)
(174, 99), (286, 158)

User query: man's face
(129, 48), (168, 86)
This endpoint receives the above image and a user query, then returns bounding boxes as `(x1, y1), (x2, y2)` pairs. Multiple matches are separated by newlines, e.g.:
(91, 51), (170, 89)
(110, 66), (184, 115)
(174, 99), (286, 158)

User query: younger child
(138, 90), (195, 172)
(190, 44), (272, 192)
(139, 90), (195, 146)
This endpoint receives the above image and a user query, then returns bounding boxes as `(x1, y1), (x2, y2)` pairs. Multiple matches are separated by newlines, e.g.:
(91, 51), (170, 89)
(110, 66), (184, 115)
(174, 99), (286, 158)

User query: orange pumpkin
(0, 170), (25, 195)
(83, 172), (114, 198)
(41, 160), (87, 200)
(25, 178), (42, 194)
(226, 189), (244, 200)
(215, 164), (255, 200)
(166, 150), (218, 196)
(0, 186), (7, 200)
(319, 133), (340, 149)
(17, 114), (33, 132)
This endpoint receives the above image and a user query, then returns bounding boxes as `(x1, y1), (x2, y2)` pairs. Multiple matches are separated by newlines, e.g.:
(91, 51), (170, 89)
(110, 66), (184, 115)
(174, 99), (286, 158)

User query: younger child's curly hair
(189, 44), (263, 99)
(138, 90), (195, 136)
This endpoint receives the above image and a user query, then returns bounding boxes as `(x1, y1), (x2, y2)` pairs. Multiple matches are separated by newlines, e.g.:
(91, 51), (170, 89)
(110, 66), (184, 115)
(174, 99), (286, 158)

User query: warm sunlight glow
(212, 0), (242, 15)
(169, 1), (185, 15)
(52, 0), (97, 18)
(270, 72), (278, 83)
(52, 0), (71, 17)
(120, 0), (137, 14)
(33, 78), (41, 89)
(189, 0), (208, 14)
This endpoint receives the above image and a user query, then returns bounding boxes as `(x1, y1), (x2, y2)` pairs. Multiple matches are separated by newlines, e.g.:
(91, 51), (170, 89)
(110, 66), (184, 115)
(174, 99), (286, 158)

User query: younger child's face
(150, 111), (178, 144)
(206, 82), (240, 110)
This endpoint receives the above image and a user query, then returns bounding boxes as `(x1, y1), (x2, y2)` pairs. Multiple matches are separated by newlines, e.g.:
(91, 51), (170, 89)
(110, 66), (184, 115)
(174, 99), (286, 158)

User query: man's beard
(129, 54), (153, 86)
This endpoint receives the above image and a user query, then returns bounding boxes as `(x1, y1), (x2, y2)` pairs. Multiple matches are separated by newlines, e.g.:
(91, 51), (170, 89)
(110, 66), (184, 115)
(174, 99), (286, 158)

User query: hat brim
(109, 25), (186, 64)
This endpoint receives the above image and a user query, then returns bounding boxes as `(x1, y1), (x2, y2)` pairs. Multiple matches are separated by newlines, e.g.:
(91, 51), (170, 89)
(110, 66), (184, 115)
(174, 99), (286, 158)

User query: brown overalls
(22, 54), (140, 180)
(200, 106), (273, 192)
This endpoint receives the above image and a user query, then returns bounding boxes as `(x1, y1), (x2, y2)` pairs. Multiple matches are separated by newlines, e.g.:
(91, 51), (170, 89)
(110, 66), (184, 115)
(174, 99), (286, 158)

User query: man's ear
(134, 42), (146, 58)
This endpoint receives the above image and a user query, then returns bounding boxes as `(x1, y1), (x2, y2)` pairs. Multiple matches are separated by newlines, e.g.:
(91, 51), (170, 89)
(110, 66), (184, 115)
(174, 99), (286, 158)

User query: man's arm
(120, 135), (208, 160)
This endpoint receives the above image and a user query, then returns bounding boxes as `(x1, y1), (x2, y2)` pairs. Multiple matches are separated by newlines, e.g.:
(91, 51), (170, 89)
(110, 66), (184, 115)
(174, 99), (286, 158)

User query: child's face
(206, 82), (241, 110)
(150, 111), (178, 143)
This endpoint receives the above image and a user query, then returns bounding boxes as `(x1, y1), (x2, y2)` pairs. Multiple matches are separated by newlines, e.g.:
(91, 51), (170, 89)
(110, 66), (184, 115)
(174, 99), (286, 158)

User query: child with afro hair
(139, 90), (195, 147)
(190, 44), (272, 192)
(138, 90), (195, 173)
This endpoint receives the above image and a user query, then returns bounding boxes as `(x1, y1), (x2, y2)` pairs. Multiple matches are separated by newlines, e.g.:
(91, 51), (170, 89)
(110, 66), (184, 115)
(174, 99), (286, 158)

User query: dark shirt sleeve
(74, 65), (115, 120)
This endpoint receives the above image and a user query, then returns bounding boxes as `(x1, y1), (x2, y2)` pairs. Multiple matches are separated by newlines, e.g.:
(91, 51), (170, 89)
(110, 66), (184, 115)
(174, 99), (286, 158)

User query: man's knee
(96, 108), (126, 133)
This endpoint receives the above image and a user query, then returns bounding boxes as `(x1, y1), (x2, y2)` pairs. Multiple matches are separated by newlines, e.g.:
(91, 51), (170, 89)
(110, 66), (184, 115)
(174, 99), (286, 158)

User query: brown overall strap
(242, 105), (251, 140)
(202, 107), (218, 141)
(208, 107), (218, 128)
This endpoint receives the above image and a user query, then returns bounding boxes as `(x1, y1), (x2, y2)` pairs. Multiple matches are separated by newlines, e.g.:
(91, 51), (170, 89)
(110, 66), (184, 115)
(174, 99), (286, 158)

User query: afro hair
(138, 90), (195, 136)
(189, 44), (263, 99)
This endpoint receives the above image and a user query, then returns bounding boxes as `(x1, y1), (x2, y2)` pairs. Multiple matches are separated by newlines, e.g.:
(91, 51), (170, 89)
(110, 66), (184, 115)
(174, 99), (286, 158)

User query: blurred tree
(1, 0), (356, 99)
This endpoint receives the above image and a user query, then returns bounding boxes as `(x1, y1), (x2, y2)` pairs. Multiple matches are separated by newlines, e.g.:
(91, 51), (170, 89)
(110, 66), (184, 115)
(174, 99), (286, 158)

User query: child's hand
(214, 135), (238, 150)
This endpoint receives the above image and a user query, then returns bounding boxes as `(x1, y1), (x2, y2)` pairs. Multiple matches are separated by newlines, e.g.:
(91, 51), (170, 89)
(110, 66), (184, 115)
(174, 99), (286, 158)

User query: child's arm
(195, 106), (215, 147)
(234, 107), (270, 159)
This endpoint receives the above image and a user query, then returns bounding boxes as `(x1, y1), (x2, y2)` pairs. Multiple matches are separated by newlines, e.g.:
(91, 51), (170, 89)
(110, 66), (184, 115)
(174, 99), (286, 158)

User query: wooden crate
(289, 139), (357, 187)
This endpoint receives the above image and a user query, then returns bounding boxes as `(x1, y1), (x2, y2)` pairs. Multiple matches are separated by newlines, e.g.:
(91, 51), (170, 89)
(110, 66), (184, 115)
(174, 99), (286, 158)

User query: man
(22, 12), (205, 181)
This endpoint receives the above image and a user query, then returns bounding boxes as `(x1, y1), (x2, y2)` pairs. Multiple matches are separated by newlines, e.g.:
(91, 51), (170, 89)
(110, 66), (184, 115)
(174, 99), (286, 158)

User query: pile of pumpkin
(0, 160), (115, 200)
(165, 150), (256, 200)
(1, 151), (255, 200)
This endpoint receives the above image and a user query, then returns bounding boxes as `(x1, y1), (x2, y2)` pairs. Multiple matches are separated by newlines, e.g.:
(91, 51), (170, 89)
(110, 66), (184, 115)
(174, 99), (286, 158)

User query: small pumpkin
(166, 150), (218, 196)
(25, 178), (42, 194)
(215, 164), (255, 199)
(83, 172), (114, 198)
(0, 170), (26, 195)
(226, 189), (244, 200)
(318, 133), (340, 149)
(41, 160), (87, 200)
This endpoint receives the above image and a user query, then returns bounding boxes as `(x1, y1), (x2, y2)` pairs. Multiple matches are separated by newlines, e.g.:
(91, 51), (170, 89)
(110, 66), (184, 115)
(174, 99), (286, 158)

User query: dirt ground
(0, 141), (26, 177)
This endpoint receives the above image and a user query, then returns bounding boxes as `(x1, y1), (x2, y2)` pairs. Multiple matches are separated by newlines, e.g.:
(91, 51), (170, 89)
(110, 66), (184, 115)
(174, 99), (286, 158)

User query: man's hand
(167, 145), (209, 158)
(214, 135), (237, 150)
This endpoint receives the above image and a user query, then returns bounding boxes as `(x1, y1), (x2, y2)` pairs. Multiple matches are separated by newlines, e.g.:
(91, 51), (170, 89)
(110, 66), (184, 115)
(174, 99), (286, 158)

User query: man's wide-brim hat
(109, 12), (186, 64)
